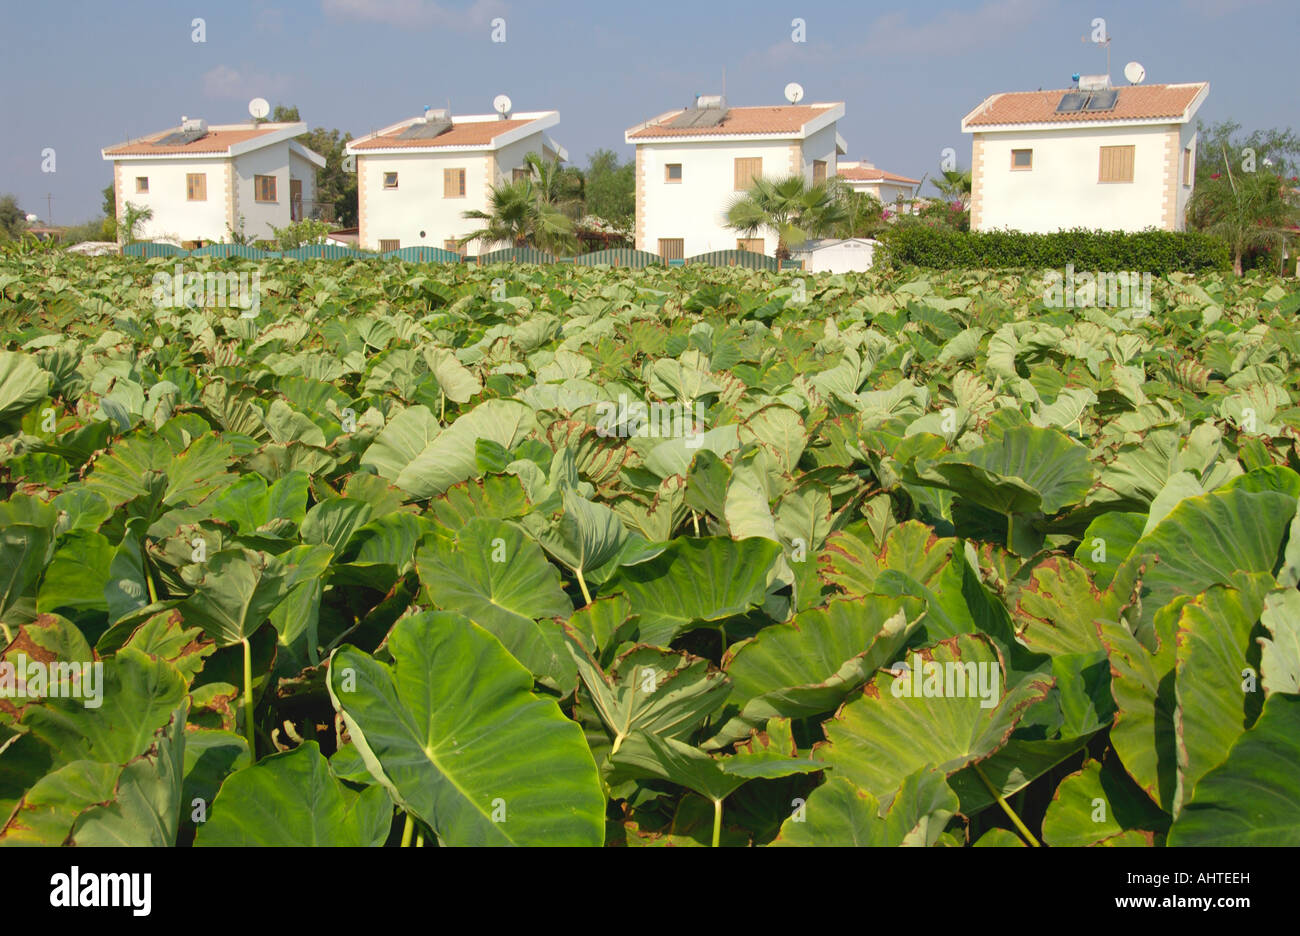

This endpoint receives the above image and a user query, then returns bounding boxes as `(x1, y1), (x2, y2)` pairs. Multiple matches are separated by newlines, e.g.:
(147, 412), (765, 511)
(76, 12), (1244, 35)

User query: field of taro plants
(0, 254), (1298, 848)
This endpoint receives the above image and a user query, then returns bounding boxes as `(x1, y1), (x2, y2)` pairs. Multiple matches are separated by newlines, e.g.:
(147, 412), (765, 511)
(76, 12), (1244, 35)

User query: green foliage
(0, 195), (25, 241)
(270, 219), (332, 250)
(0, 255), (1296, 847)
(879, 225), (1231, 273)
(583, 148), (635, 228)
(726, 175), (848, 258)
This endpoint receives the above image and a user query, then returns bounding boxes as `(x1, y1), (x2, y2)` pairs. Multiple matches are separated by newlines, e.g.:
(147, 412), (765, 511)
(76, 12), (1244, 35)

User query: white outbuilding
(789, 237), (880, 273)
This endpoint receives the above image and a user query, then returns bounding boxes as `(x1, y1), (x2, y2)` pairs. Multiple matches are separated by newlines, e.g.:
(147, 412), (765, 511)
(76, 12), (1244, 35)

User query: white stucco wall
(289, 149), (320, 218)
(1174, 123), (1198, 229)
(799, 124), (839, 183)
(358, 151), (495, 251)
(491, 130), (554, 187)
(233, 142), (292, 241)
(971, 123), (1181, 232)
(637, 138), (801, 256)
(115, 157), (230, 244)
(792, 238), (878, 272)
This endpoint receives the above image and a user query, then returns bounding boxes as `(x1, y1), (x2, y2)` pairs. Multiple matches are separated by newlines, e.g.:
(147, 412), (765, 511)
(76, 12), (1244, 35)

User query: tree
(825, 179), (886, 239)
(1195, 120), (1300, 184)
(460, 177), (577, 255)
(583, 149), (634, 227)
(931, 168), (972, 208)
(725, 175), (848, 259)
(1187, 156), (1298, 275)
(270, 103), (357, 226)
(100, 184), (117, 240)
(524, 152), (584, 220)
(119, 202), (153, 244)
(0, 195), (28, 241)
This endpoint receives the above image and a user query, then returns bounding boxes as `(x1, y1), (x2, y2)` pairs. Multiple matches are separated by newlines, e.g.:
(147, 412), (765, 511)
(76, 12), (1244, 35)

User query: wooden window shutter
(658, 238), (684, 260)
(444, 168), (466, 197)
(1099, 145), (1135, 183)
(186, 173), (207, 201)
(734, 157), (762, 191)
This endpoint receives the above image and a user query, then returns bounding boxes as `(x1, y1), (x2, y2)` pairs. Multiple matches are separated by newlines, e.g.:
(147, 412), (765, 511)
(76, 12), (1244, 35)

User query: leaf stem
(1005, 512), (1014, 553)
(144, 555), (159, 605)
(241, 637), (257, 763)
(400, 812), (415, 847)
(712, 798), (723, 848)
(575, 567), (592, 606)
(975, 764), (1039, 847)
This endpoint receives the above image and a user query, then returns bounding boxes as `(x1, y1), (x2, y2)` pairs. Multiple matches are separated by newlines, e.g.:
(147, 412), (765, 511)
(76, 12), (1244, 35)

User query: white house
(102, 119), (325, 245)
(836, 162), (920, 205)
(346, 107), (567, 253)
(789, 237), (880, 273)
(625, 98), (846, 259)
(961, 80), (1209, 233)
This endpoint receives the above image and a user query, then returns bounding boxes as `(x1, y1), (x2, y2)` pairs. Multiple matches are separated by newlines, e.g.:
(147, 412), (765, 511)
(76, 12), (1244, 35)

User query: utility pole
(46, 193), (53, 225)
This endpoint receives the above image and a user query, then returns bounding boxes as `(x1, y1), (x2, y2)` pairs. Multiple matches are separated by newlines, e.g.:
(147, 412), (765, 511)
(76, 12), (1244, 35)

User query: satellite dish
(784, 82), (804, 104)
(248, 97), (270, 119)
(1123, 62), (1145, 85)
(493, 94), (512, 116)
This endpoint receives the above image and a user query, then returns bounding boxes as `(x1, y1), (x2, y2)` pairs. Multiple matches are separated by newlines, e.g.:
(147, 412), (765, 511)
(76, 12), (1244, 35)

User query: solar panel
(397, 117), (453, 139)
(1056, 91), (1089, 114)
(1083, 89), (1119, 112)
(668, 107), (730, 129)
(154, 129), (208, 146)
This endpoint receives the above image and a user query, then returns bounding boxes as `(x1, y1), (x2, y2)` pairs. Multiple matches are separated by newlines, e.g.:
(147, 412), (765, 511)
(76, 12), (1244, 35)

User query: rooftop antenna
(1124, 61), (1146, 85)
(248, 97), (270, 121)
(722, 66), (726, 99)
(1081, 25), (1112, 78)
(785, 82), (804, 104)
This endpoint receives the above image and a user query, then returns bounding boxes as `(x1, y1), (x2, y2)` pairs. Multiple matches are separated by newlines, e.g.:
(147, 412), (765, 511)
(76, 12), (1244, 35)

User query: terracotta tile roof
(964, 82), (1207, 128)
(838, 166), (920, 185)
(104, 125), (284, 156)
(352, 117), (536, 150)
(627, 104), (838, 139)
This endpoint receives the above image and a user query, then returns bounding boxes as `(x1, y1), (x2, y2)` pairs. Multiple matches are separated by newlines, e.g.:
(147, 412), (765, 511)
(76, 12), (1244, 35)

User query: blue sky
(0, 0), (1294, 224)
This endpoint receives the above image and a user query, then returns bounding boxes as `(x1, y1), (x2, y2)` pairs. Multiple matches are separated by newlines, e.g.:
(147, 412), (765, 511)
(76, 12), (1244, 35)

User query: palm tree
(825, 178), (886, 239)
(459, 177), (577, 255)
(931, 169), (972, 209)
(1188, 152), (1299, 275)
(725, 175), (848, 259)
(523, 152), (585, 220)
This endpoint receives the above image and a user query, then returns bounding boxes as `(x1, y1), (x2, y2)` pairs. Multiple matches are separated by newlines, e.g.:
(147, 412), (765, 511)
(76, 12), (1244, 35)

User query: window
(665, 163), (682, 183)
(737, 238), (765, 254)
(186, 173), (207, 201)
(444, 239), (464, 255)
(658, 238), (684, 260)
(1099, 145), (1135, 183)
(813, 160), (827, 185)
(290, 179), (302, 221)
(444, 168), (466, 198)
(1183, 146), (1193, 186)
(512, 167), (530, 183)
(383, 172), (398, 189)
(379, 239), (400, 252)
(135, 177), (149, 194)
(1011, 149), (1033, 170)
(734, 157), (763, 191)
(254, 174), (277, 202)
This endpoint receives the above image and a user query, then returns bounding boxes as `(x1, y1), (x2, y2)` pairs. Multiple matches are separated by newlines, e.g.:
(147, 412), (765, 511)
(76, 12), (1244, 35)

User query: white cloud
(201, 64), (290, 101)
(862, 0), (1050, 56)
(321, 0), (504, 30)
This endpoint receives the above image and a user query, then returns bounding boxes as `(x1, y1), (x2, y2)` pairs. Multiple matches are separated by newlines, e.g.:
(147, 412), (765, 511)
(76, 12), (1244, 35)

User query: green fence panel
(381, 246), (463, 264)
(686, 249), (779, 271)
(123, 242), (188, 258)
(476, 247), (555, 265)
(573, 248), (664, 268)
(281, 244), (365, 260)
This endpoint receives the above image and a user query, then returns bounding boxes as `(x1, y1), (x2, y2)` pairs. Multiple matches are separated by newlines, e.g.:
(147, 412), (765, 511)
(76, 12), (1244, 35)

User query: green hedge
(879, 225), (1231, 274)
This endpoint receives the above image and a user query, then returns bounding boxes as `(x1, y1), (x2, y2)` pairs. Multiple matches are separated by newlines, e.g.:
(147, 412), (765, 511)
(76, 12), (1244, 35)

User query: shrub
(878, 226), (1231, 274)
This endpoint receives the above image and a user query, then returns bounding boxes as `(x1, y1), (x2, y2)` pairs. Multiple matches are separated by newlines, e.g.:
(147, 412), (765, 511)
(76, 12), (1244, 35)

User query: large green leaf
(1167, 693), (1300, 845)
(772, 769), (958, 847)
(415, 518), (573, 685)
(606, 537), (783, 646)
(328, 611), (605, 846)
(195, 741), (391, 846)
